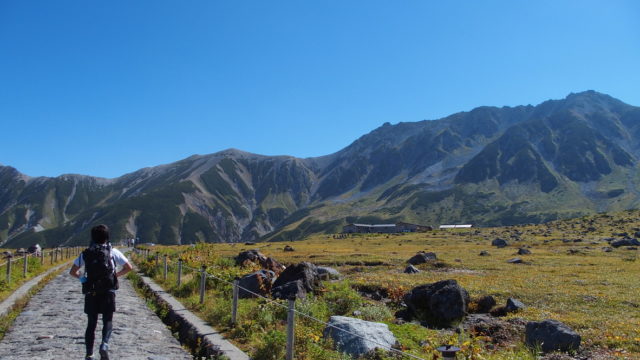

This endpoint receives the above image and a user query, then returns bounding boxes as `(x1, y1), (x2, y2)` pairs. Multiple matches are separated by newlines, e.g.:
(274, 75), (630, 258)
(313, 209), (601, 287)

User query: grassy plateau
(133, 210), (640, 360)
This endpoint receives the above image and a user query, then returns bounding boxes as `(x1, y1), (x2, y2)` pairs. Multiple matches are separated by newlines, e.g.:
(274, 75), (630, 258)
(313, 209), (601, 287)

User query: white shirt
(73, 246), (129, 269)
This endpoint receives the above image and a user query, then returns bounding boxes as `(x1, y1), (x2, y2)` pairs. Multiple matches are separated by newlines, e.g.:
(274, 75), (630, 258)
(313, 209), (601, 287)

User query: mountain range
(2, 90), (640, 248)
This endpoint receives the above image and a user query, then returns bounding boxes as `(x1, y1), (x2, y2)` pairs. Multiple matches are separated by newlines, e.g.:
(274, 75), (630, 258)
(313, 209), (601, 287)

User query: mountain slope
(3, 91), (640, 247)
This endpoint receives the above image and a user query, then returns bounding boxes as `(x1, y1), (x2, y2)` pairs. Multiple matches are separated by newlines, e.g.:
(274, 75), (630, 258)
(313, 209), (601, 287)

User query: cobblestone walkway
(0, 269), (192, 359)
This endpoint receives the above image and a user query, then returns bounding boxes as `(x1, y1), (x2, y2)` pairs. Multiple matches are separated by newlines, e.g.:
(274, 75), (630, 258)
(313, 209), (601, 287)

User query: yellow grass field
(135, 211), (640, 359)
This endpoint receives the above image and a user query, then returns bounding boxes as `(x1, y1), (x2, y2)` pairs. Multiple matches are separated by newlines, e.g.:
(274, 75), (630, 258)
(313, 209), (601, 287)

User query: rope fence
(132, 248), (427, 360)
(1, 247), (82, 284)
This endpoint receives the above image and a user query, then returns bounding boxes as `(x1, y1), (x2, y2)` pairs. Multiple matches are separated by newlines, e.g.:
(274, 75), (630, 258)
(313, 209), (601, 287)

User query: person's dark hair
(91, 224), (110, 244)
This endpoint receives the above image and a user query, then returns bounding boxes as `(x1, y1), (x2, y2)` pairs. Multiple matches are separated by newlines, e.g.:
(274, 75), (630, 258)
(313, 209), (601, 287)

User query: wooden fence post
(5, 258), (11, 283)
(155, 253), (159, 267)
(177, 259), (182, 287)
(163, 255), (168, 281)
(286, 299), (296, 360)
(41, 250), (45, 265)
(231, 278), (239, 326)
(199, 265), (207, 304)
(23, 253), (28, 278)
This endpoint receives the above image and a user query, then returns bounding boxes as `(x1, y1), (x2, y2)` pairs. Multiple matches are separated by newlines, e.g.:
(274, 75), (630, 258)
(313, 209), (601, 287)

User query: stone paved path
(0, 269), (192, 360)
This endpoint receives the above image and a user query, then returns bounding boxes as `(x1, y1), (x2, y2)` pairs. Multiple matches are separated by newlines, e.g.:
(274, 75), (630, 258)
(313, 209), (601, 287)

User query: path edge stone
(135, 273), (250, 360)
(0, 262), (70, 318)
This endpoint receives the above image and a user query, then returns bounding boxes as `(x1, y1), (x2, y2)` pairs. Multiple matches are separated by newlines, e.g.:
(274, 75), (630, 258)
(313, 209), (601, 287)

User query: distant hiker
(69, 224), (133, 360)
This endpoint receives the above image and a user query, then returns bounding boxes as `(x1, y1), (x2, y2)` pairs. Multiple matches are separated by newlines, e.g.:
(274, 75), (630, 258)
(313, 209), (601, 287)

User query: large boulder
(323, 316), (396, 358)
(525, 319), (581, 353)
(271, 279), (307, 300)
(403, 279), (470, 328)
(272, 262), (320, 292)
(407, 252), (437, 265)
(492, 238), (509, 248)
(237, 270), (276, 299)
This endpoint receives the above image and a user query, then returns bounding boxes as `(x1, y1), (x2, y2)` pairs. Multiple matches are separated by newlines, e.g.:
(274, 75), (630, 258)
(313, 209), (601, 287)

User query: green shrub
(253, 330), (286, 360)
(323, 281), (363, 316)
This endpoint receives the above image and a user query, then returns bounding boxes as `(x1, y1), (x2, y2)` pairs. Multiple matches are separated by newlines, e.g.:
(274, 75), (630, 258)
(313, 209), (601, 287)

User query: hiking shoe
(99, 344), (109, 360)
(85, 356), (95, 360)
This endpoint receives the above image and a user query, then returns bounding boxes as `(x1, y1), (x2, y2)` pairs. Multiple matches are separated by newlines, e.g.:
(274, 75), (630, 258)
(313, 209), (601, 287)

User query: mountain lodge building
(342, 222), (432, 234)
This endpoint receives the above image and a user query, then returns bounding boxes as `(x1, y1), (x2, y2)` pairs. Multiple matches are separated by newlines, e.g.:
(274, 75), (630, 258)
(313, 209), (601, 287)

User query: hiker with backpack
(69, 224), (133, 360)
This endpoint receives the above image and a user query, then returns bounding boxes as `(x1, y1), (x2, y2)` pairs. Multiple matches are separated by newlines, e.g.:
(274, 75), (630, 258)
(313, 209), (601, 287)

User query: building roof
(439, 224), (473, 229)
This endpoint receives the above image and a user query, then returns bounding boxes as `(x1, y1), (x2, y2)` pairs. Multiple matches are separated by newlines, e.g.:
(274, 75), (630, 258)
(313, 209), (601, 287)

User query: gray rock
(407, 252), (437, 265)
(505, 298), (525, 313)
(517, 248), (531, 255)
(238, 270), (276, 298)
(317, 266), (341, 280)
(403, 279), (469, 327)
(611, 239), (633, 248)
(272, 262), (320, 293)
(602, 247), (613, 252)
(507, 257), (523, 264)
(404, 265), (420, 274)
(491, 238), (509, 248)
(525, 319), (580, 353)
(271, 279), (307, 300)
(479, 250), (490, 256)
(323, 316), (396, 357)
(283, 245), (295, 252)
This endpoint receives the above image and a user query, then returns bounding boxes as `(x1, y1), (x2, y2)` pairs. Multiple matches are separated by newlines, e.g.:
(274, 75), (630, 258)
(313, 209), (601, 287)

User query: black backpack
(82, 243), (118, 294)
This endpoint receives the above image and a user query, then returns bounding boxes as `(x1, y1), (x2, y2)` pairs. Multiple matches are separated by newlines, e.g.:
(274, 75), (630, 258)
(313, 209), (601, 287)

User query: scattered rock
(323, 316), (397, 358)
(505, 298), (525, 313)
(479, 250), (490, 256)
(491, 238), (509, 248)
(525, 319), (581, 353)
(611, 239), (633, 248)
(627, 246), (638, 250)
(244, 242), (256, 245)
(407, 251), (437, 265)
(602, 247), (613, 252)
(507, 257), (523, 264)
(283, 245), (295, 252)
(517, 248), (531, 255)
(403, 279), (470, 328)
(404, 265), (420, 274)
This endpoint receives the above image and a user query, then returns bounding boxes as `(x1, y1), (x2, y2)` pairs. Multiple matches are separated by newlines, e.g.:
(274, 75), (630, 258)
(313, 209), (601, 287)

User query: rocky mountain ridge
(2, 90), (639, 247)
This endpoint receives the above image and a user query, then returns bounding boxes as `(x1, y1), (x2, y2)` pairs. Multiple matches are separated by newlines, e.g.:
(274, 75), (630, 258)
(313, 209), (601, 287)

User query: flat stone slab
(0, 270), (191, 359)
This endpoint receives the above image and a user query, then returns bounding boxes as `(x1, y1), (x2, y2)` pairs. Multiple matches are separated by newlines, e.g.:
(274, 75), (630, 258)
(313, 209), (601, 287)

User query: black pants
(85, 311), (113, 355)
(84, 291), (116, 355)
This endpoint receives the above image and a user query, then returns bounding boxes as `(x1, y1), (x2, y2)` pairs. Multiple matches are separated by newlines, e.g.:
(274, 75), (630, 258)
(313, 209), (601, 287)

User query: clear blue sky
(1, 1), (638, 179)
